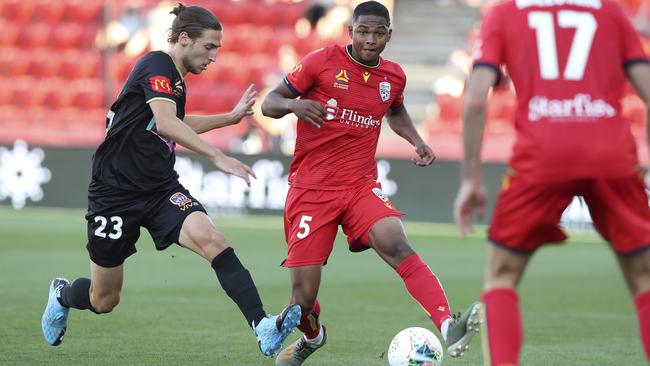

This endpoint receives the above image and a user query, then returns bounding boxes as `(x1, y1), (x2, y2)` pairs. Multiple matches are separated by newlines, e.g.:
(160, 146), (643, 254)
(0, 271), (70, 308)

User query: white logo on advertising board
(0, 140), (51, 209)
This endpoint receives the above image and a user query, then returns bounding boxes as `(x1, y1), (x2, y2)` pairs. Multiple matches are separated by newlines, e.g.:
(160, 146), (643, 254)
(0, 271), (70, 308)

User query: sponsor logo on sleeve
(150, 75), (173, 95)
(379, 81), (391, 102)
(173, 79), (184, 97)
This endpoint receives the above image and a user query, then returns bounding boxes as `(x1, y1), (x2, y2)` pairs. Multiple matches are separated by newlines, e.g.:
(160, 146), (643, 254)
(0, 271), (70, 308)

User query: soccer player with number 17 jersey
(263, 2), (480, 365)
(454, 0), (650, 364)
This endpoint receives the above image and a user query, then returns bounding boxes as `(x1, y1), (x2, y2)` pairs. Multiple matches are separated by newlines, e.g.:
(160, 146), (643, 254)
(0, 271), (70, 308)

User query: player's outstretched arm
(386, 104), (435, 166)
(184, 84), (257, 134)
(261, 81), (325, 128)
(627, 62), (650, 164)
(149, 99), (256, 185)
(454, 66), (497, 235)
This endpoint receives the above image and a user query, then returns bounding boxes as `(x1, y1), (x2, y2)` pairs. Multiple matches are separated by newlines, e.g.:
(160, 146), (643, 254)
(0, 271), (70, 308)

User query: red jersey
(284, 44), (406, 190)
(474, 0), (648, 182)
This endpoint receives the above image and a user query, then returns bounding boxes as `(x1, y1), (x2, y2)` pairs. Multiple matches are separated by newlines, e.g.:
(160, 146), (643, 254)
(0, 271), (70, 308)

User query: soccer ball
(387, 327), (444, 366)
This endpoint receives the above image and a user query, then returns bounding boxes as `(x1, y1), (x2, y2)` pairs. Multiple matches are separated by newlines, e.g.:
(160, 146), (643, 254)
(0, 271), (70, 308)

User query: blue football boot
(41, 278), (70, 346)
(254, 304), (302, 356)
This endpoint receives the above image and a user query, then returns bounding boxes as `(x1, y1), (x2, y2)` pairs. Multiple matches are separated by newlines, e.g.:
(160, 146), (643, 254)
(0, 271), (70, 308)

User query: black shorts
(86, 182), (206, 267)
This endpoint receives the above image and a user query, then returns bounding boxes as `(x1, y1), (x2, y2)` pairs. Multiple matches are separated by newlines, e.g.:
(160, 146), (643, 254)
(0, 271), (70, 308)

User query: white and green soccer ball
(387, 327), (444, 366)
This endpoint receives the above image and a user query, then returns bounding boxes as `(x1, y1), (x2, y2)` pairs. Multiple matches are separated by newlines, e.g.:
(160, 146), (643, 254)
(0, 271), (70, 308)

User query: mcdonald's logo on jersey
(149, 75), (173, 95)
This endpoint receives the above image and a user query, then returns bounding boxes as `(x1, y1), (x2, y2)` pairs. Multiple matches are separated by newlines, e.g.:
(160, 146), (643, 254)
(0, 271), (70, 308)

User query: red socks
(481, 288), (522, 366)
(297, 299), (321, 339)
(635, 290), (650, 362)
(396, 253), (451, 330)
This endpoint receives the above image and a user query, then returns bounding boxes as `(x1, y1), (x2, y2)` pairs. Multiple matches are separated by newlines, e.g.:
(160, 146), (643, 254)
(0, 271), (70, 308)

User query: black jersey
(91, 51), (187, 192)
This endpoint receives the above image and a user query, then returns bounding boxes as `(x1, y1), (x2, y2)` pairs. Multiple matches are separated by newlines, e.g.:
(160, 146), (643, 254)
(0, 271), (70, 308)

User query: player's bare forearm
(627, 62), (650, 162)
(261, 92), (294, 118)
(461, 67), (497, 183)
(184, 113), (237, 134)
(387, 105), (424, 146)
(149, 100), (221, 160)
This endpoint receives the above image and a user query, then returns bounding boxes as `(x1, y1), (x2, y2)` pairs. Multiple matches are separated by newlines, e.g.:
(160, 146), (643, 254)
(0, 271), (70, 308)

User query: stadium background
(1, 1), (649, 365)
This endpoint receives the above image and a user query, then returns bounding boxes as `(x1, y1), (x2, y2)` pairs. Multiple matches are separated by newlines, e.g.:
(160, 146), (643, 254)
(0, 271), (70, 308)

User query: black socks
(58, 277), (98, 313)
(211, 247), (266, 328)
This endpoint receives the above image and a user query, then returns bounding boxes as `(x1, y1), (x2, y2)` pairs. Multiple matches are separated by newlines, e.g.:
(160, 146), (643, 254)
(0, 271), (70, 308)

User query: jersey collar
(345, 45), (381, 69)
(163, 51), (185, 81)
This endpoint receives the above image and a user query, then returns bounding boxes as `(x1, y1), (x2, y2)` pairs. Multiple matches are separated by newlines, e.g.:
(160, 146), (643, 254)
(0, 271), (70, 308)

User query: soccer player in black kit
(41, 4), (301, 356)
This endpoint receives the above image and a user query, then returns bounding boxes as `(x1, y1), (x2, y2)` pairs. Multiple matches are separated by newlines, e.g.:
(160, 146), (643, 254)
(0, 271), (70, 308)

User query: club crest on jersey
(334, 69), (350, 90)
(325, 98), (339, 121)
(169, 192), (192, 207)
(379, 81), (391, 102)
(372, 187), (393, 208)
(150, 75), (173, 95)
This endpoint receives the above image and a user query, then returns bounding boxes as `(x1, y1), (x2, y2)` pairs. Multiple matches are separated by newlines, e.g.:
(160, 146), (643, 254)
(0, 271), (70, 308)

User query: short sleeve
(612, 2), (649, 67)
(137, 53), (177, 104)
(284, 47), (328, 96)
(472, 5), (505, 69)
(390, 66), (407, 109)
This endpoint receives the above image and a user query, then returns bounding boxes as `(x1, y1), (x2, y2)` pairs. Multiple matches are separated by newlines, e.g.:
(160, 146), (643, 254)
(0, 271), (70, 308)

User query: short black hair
(168, 3), (222, 44)
(352, 1), (390, 26)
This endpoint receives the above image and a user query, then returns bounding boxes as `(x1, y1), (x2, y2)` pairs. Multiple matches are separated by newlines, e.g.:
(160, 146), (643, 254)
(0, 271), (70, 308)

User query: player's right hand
(290, 100), (325, 128)
(212, 155), (257, 186)
(453, 180), (487, 236)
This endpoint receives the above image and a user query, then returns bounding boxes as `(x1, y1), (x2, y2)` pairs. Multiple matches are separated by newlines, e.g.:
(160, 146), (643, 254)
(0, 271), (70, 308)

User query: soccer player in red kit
(454, 0), (650, 364)
(262, 2), (480, 365)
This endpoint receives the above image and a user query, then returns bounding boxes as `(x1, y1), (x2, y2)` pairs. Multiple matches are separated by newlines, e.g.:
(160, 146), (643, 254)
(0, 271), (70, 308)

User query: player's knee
(195, 227), (228, 257)
(379, 238), (414, 262)
(91, 293), (120, 313)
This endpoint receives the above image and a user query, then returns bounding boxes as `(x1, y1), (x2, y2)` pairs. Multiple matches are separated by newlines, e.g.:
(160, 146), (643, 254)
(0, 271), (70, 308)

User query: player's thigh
(488, 175), (577, 252)
(617, 249), (650, 296)
(341, 180), (403, 252)
(86, 196), (142, 268)
(484, 242), (532, 290)
(178, 211), (229, 261)
(143, 186), (210, 253)
(584, 175), (650, 255)
(283, 187), (344, 267)
(368, 217), (414, 268)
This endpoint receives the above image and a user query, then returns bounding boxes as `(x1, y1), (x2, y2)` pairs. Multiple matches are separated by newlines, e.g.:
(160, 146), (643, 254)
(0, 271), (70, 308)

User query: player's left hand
(230, 84), (257, 123)
(411, 142), (435, 167)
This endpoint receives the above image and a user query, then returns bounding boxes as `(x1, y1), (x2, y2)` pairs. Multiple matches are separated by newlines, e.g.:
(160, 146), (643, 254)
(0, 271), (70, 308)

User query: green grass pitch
(0, 207), (645, 365)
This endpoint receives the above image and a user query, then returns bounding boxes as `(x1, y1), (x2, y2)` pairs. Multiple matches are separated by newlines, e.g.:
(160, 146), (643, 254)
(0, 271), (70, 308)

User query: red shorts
(282, 180), (403, 267)
(489, 172), (650, 255)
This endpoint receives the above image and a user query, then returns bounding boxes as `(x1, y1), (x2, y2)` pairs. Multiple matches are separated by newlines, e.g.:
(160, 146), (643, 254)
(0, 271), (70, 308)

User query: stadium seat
(35, 0), (66, 23)
(11, 77), (48, 108)
(18, 22), (51, 48)
(0, 21), (20, 47)
(28, 48), (61, 78)
(3, 0), (37, 23)
(73, 79), (105, 109)
(52, 23), (83, 49)
(64, 1), (103, 23)
(0, 47), (30, 76)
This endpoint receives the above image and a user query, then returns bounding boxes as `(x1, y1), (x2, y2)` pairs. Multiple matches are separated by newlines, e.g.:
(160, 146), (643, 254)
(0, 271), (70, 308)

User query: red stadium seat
(43, 78), (76, 108)
(28, 48), (61, 78)
(35, 0), (66, 23)
(52, 23), (83, 49)
(3, 0), (37, 23)
(64, 1), (103, 23)
(0, 21), (20, 47)
(73, 79), (105, 109)
(18, 22), (51, 48)
(11, 77), (48, 107)
(0, 47), (30, 76)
